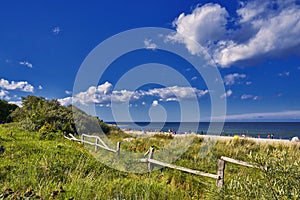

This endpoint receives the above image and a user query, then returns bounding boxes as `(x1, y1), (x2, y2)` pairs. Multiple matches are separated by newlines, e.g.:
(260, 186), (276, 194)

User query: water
(107, 122), (300, 139)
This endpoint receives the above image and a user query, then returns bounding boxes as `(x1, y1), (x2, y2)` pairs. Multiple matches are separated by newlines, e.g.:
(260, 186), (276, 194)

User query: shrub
(39, 123), (61, 140)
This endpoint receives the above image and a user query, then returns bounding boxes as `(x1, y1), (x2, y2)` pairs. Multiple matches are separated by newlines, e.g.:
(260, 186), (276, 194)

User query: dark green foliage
(10, 96), (72, 133)
(39, 123), (63, 140)
(70, 105), (120, 135)
(0, 100), (18, 123)
(9, 96), (118, 138)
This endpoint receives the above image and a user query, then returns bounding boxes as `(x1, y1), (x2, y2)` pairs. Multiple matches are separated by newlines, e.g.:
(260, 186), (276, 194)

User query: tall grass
(1, 124), (299, 199)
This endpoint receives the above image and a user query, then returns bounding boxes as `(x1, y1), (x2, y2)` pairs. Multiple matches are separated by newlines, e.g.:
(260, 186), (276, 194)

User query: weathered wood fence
(64, 133), (266, 188)
(140, 146), (266, 188)
(64, 133), (120, 154)
(140, 146), (219, 180)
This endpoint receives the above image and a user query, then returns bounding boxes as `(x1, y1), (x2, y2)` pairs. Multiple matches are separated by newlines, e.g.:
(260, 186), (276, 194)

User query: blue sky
(0, 0), (300, 122)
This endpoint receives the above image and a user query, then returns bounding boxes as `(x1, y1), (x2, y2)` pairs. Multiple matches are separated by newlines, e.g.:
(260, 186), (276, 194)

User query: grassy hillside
(1, 123), (299, 199)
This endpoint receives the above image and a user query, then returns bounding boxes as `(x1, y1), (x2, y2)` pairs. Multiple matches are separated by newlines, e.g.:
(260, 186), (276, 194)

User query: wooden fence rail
(221, 156), (267, 170)
(140, 158), (219, 179)
(64, 133), (265, 188)
(64, 133), (120, 155)
(140, 146), (266, 188)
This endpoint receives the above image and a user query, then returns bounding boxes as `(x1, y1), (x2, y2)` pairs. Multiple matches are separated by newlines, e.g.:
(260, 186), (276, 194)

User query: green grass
(0, 123), (299, 199)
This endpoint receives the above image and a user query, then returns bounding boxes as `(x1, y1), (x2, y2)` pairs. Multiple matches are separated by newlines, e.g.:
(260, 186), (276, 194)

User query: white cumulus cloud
(169, 0), (300, 67)
(144, 39), (158, 50)
(58, 97), (73, 106)
(0, 90), (9, 99)
(223, 73), (247, 85)
(58, 82), (208, 106)
(0, 78), (34, 92)
(220, 89), (233, 99)
(152, 100), (159, 106)
(144, 86), (208, 101)
(169, 3), (228, 55)
(8, 101), (22, 107)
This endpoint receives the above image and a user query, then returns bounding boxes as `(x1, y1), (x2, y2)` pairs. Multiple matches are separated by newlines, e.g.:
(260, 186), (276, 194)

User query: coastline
(109, 121), (300, 140)
(121, 129), (298, 144)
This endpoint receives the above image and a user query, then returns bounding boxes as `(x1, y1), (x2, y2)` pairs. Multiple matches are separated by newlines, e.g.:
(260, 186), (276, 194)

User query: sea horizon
(106, 121), (300, 139)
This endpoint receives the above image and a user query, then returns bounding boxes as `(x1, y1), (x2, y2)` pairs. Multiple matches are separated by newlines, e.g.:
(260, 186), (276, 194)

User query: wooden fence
(64, 133), (120, 154)
(64, 133), (266, 188)
(140, 146), (266, 188)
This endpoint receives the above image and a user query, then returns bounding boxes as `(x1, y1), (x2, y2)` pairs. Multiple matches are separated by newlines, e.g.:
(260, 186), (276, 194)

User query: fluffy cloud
(223, 73), (246, 85)
(58, 82), (208, 106)
(58, 97), (73, 106)
(19, 61), (33, 68)
(169, 3), (228, 55)
(144, 39), (157, 50)
(216, 4), (300, 66)
(111, 90), (136, 103)
(73, 81), (113, 105)
(0, 78), (34, 92)
(170, 0), (300, 67)
(152, 100), (159, 106)
(237, 1), (269, 23)
(65, 90), (72, 95)
(8, 101), (22, 107)
(144, 86), (208, 101)
(0, 90), (9, 99)
(220, 89), (233, 99)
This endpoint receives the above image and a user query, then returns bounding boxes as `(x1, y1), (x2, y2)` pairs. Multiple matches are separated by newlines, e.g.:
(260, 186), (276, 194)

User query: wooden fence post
(217, 159), (225, 188)
(148, 146), (154, 172)
(81, 135), (84, 145)
(116, 142), (121, 155)
(95, 138), (98, 152)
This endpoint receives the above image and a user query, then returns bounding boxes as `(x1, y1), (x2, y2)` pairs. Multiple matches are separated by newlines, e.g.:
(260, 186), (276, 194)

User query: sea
(107, 122), (300, 140)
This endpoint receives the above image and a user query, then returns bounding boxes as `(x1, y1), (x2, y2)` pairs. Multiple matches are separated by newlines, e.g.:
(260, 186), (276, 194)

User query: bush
(9, 95), (118, 137)
(39, 123), (61, 140)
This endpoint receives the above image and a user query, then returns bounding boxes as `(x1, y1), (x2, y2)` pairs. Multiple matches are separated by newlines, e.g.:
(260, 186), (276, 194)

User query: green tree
(10, 95), (116, 137)
(0, 100), (18, 123)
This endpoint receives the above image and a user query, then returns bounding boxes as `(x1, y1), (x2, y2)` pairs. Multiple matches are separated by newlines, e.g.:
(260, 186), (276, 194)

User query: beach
(111, 122), (300, 140)
(122, 129), (298, 144)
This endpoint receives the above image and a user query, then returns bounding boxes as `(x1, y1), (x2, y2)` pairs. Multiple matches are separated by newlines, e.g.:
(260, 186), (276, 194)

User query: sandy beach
(122, 129), (298, 144)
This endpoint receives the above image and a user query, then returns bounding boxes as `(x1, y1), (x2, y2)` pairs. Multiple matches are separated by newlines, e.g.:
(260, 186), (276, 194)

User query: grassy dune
(0, 124), (299, 199)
